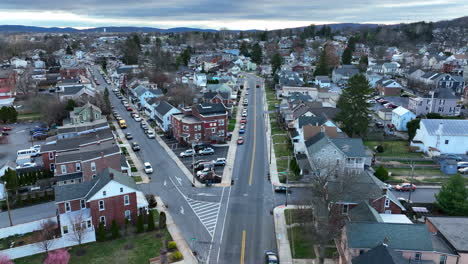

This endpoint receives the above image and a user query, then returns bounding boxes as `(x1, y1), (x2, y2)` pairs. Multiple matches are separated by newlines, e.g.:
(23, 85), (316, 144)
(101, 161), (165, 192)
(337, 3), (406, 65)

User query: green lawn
(388, 168), (445, 176)
(284, 209), (312, 225)
(228, 118), (236, 132)
(364, 140), (422, 158)
(287, 226), (316, 259)
(17, 112), (42, 121)
(15, 229), (171, 264)
(133, 176), (142, 183)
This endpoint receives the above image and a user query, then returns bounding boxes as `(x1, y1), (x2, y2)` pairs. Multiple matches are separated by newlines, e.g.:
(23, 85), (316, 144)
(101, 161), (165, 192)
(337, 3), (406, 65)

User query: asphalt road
(390, 188), (440, 204)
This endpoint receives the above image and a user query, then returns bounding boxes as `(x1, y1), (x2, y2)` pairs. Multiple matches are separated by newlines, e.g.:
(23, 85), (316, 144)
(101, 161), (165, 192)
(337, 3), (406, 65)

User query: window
(100, 216), (106, 226)
(50, 163), (55, 171)
(80, 199), (86, 209)
(63, 225), (69, 234)
(218, 130), (224, 137)
(218, 119), (225, 125)
(385, 198), (390, 208)
(103, 191), (106, 196)
(124, 195), (130, 205)
(439, 255), (447, 264)
(183, 125), (189, 131)
(70, 180), (74, 184)
(86, 220), (92, 228)
(76, 163), (81, 171)
(445, 140), (449, 144)
(99, 200), (105, 211)
(61, 165), (67, 174)
(195, 133), (201, 140)
(120, 187), (123, 193)
(415, 252), (422, 260)
(49, 152), (54, 160)
(91, 162), (96, 172)
(65, 202), (71, 212)
(195, 125), (201, 131)
(342, 204), (349, 214)
(125, 210), (131, 220)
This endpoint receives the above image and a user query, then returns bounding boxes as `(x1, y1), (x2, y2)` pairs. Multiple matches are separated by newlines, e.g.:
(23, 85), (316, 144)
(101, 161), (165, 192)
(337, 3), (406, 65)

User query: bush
(96, 222), (107, 242)
(375, 145), (384, 153)
(171, 251), (183, 262)
(159, 211), (166, 230)
(136, 214), (144, 233)
(147, 211), (155, 231)
(374, 166), (389, 182)
(167, 241), (177, 251)
(44, 249), (70, 264)
(146, 194), (157, 208)
(111, 220), (120, 239)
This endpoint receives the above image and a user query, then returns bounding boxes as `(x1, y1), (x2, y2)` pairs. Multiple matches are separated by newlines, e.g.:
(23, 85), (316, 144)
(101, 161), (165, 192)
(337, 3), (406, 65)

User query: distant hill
(0, 25), (217, 33)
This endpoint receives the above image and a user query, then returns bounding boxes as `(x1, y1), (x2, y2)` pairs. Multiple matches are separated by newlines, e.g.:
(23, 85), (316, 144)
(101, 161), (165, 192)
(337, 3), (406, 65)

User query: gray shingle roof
(55, 141), (120, 163)
(298, 116), (327, 128)
(352, 244), (409, 264)
(421, 119), (468, 136)
(41, 128), (114, 152)
(427, 217), (468, 252)
(56, 172), (83, 181)
(305, 133), (367, 158)
(196, 103), (226, 115)
(346, 222), (433, 251)
(154, 100), (177, 116)
(62, 85), (85, 95)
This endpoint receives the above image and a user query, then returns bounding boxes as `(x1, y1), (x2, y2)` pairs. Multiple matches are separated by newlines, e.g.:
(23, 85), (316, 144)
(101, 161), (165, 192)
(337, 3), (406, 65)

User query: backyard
(364, 140), (423, 158)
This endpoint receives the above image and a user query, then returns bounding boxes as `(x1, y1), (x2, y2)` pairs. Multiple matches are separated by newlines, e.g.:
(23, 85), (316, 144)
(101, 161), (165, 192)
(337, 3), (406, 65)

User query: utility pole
(285, 156), (290, 207)
(408, 161), (414, 203)
(4, 189), (13, 226)
(192, 141), (196, 186)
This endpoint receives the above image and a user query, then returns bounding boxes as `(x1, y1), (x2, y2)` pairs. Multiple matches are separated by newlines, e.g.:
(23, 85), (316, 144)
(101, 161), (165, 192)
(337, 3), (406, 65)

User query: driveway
(0, 202), (56, 228)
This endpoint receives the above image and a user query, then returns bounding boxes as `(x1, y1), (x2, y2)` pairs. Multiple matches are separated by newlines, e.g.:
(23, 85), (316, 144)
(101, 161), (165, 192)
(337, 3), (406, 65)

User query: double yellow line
(248, 82), (257, 186)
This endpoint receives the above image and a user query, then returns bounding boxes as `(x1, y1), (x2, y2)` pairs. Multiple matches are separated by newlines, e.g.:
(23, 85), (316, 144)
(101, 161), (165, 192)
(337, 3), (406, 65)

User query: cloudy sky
(0, 0), (466, 30)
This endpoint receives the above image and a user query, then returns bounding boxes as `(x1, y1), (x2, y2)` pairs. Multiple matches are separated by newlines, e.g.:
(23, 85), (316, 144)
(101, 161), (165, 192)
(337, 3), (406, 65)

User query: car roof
(144, 162), (151, 166)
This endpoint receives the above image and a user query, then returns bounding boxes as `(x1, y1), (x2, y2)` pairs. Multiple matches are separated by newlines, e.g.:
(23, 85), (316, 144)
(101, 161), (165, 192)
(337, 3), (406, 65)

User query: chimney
(109, 172), (114, 180)
(382, 237), (389, 247)
(320, 126), (325, 133)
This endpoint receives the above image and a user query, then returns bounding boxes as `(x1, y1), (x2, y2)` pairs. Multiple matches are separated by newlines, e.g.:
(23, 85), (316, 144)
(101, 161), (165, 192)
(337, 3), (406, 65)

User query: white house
(391, 106), (416, 131)
(315, 76), (331, 88)
(152, 100), (181, 132)
(193, 73), (207, 87)
(10, 58), (27, 68)
(411, 119), (468, 156)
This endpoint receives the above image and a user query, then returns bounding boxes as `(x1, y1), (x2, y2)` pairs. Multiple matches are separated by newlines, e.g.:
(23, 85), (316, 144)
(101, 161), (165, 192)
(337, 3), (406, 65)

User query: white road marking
(163, 180), (167, 186)
(175, 176), (182, 186)
(186, 197), (221, 237)
(197, 193), (216, 197)
(180, 206), (185, 215)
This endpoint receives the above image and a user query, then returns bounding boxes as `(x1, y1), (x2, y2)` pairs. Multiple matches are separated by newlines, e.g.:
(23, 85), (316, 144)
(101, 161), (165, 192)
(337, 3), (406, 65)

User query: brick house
(376, 78), (402, 96)
(54, 168), (148, 236)
(171, 103), (228, 144)
(0, 69), (17, 106)
(202, 91), (234, 107)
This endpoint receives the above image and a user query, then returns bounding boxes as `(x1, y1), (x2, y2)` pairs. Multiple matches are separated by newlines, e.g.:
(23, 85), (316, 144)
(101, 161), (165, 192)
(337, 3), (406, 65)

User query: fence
(1, 229), (96, 259)
(0, 216), (57, 239)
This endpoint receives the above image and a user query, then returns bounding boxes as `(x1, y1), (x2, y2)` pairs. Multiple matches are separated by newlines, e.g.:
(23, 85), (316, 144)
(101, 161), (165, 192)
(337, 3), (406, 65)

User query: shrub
(44, 249), (70, 264)
(136, 214), (144, 233)
(146, 194), (157, 208)
(111, 220), (120, 239)
(167, 241), (177, 251)
(96, 222), (107, 242)
(171, 251), (183, 261)
(375, 145), (384, 153)
(147, 211), (155, 231)
(0, 254), (13, 264)
(374, 166), (389, 182)
(159, 211), (166, 230)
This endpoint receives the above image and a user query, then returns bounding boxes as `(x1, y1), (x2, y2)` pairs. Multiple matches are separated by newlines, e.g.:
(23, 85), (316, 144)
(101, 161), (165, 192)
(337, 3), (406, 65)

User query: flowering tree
(0, 254), (13, 264)
(44, 249), (70, 264)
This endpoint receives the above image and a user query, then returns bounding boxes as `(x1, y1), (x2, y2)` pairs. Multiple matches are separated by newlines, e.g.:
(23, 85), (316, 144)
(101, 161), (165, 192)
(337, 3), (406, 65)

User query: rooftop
(427, 217), (468, 252)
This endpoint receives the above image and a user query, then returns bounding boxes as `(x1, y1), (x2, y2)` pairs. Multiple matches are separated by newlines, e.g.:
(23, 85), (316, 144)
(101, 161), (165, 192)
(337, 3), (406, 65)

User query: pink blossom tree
(0, 254), (13, 264)
(44, 249), (70, 264)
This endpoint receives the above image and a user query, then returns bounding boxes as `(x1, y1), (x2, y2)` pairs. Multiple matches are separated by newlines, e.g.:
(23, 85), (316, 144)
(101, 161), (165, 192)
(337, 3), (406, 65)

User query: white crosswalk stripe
(186, 198), (221, 237)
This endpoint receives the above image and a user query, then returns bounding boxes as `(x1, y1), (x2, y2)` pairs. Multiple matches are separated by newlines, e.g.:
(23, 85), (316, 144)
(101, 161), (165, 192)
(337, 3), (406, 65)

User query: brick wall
(54, 153), (121, 182)
(58, 199), (83, 214)
(89, 192), (138, 228)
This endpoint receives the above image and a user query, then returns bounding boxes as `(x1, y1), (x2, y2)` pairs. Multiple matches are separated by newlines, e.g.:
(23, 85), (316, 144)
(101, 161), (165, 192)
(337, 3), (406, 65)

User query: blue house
(391, 106), (416, 131)
(132, 85), (163, 108)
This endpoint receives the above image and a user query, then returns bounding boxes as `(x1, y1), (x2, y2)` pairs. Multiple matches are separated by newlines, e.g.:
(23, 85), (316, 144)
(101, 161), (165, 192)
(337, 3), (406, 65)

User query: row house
(202, 91), (234, 108)
(54, 140), (122, 185)
(0, 69), (17, 106)
(171, 103), (228, 145)
(408, 88), (461, 116)
(419, 72), (465, 94)
(54, 168), (148, 237)
(426, 217), (468, 263)
(69, 102), (104, 125)
(148, 100), (181, 133)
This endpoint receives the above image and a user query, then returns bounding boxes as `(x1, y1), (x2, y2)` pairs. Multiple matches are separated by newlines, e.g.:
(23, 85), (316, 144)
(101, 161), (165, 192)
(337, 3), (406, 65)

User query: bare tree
(68, 212), (87, 246)
(35, 220), (57, 254)
(166, 84), (197, 106)
(15, 66), (34, 95)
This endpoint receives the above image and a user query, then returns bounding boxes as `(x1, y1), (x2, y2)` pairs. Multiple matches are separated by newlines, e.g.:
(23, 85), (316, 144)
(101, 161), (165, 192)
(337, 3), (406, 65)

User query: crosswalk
(186, 198), (220, 237)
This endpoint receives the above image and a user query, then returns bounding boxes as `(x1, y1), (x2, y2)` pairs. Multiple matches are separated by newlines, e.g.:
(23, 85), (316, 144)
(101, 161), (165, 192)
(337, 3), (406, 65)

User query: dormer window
(103, 191), (106, 196)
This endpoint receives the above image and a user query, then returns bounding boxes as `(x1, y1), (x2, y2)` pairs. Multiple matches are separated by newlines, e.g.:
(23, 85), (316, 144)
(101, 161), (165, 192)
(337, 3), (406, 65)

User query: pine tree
(239, 42), (249, 57)
(271, 53), (282, 76)
(333, 74), (373, 137)
(136, 214), (144, 233)
(66, 45), (72, 55)
(159, 211), (167, 230)
(435, 174), (468, 216)
(147, 211), (155, 231)
(110, 220), (120, 239)
(96, 222), (107, 241)
(314, 50), (329, 76)
(341, 47), (353, 65)
(251, 43), (263, 65)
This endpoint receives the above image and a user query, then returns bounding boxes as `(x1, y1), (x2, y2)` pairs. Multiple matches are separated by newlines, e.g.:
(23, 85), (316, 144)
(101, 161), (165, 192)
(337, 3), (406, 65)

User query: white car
(147, 131), (155, 138)
(16, 162), (37, 169)
(134, 115), (142, 122)
(242, 111), (247, 117)
(180, 149), (196, 158)
(144, 162), (153, 174)
(459, 167), (468, 174)
(197, 167), (212, 176)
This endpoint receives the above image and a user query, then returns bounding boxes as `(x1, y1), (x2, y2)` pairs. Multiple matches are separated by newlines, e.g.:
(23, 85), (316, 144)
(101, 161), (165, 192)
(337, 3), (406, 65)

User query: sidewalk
(113, 120), (150, 184)
(155, 196), (198, 264)
(273, 205), (294, 264)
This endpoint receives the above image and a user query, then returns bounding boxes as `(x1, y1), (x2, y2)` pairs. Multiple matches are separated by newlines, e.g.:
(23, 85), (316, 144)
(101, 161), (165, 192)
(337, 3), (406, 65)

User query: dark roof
(352, 245), (409, 264)
(431, 88), (459, 99)
(427, 217), (468, 252)
(348, 201), (383, 223)
(287, 92), (313, 102)
(57, 120), (109, 134)
(62, 85), (85, 95)
(203, 91), (230, 101)
(41, 128), (114, 152)
(154, 100), (177, 116)
(120, 154), (128, 168)
(55, 168), (138, 202)
(346, 222), (433, 251)
(305, 133), (367, 157)
(55, 141), (120, 163)
(298, 115), (327, 128)
(196, 103), (226, 115)
(56, 172), (83, 182)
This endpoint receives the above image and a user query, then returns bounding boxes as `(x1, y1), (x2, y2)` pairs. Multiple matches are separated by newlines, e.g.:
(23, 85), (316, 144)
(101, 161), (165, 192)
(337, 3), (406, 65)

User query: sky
(0, 0), (466, 30)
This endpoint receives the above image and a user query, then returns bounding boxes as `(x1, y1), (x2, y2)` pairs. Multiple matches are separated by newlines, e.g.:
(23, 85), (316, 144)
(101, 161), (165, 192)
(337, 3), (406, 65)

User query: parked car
(197, 167), (213, 177)
(457, 162), (468, 168)
(240, 119), (247, 124)
(125, 133), (133, 140)
(147, 131), (155, 138)
(2, 126), (12, 131)
(394, 183), (416, 191)
(180, 149), (196, 158)
(237, 137), (244, 145)
(375, 122), (385, 128)
(134, 115), (142, 122)
(144, 162), (153, 174)
(239, 128), (245, 134)
(458, 167), (468, 174)
(265, 251), (278, 264)
(274, 186), (291, 193)
(446, 154), (463, 161)
(195, 161), (214, 171)
(16, 162), (37, 169)
(198, 147), (215, 155)
(192, 160), (208, 168)
(256, 84), (260, 88)
(126, 106), (133, 112)
(213, 158), (226, 166)
(242, 111), (247, 117)
(131, 142), (140, 151)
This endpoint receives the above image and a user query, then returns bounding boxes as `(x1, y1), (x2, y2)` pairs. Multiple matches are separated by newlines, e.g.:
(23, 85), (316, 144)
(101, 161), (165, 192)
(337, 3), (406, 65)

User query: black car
(274, 186), (292, 193)
(125, 133), (133, 140)
(131, 142), (140, 151)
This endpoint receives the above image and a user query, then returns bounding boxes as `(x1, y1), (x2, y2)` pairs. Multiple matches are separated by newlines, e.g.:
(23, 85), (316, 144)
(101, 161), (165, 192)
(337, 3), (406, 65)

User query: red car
(126, 106), (133, 112)
(395, 183), (416, 191)
(2, 127), (12, 131)
(237, 137), (244, 145)
(240, 119), (247, 124)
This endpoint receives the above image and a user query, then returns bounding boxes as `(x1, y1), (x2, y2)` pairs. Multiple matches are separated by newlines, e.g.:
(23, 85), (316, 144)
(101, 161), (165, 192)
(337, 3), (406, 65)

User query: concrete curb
(263, 82), (282, 187)
(273, 205), (294, 264)
(155, 196), (198, 264)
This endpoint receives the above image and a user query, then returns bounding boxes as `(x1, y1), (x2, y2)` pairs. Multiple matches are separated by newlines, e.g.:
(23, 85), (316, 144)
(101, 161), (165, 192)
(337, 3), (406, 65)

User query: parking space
(173, 143), (229, 177)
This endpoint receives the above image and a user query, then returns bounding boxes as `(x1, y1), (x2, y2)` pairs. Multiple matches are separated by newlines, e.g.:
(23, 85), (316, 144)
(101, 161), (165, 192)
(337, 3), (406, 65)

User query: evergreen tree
(159, 211), (167, 230)
(314, 50), (329, 76)
(96, 222), (107, 241)
(147, 211), (155, 231)
(435, 174), (468, 216)
(406, 119), (421, 141)
(334, 74), (373, 137)
(3, 169), (18, 193)
(271, 53), (282, 76)
(110, 220), (120, 239)
(374, 166), (389, 182)
(103, 88), (111, 115)
(341, 48), (353, 65)
(66, 45), (72, 55)
(239, 42), (249, 57)
(250, 43), (263, 65)
(136, 214), (144, 233)
(65, 99), (76, 111)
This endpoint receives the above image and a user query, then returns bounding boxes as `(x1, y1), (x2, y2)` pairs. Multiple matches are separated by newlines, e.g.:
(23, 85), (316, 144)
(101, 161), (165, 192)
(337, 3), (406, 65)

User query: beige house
(70, 102), (103, 125)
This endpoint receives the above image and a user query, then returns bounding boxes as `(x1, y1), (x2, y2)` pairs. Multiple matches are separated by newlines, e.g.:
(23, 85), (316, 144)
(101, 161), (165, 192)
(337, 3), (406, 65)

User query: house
(419, 72), (465, 94)
(376, 78), (402, 96)
(391, 107), (416, 131)
(305, 133), (370, 171)
(351, 244), (415, 264)
(332, 65), (359, 85)
(203, 91), (233, 107)
(54, 168), (148, 237)
(426, 217), (468, 263)
(132, 85), (163, 108)
(382, 62), (400, 75)
(56, 119), (109, 140)
(58, 85), (96, 102)
(411, 119), (468, 156)
(171, 103), (228, 144)
(339, 222), (458, 264)
(315, 76), (331, 88)
(0, 69), (17, 106)
(378, 108), (393, 121)
(152, 100), (181, 132)
(10, 58), (27, 68)
(407, 88), (461, 116)
(194, 72), (207, 87)
(277, 70), (304, 87)
(69, 102), (104, 125)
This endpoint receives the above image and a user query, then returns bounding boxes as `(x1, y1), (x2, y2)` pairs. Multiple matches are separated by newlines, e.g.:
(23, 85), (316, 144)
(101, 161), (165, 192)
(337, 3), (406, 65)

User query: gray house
(419, 72), (465, 94)
(332, 65), (360, 85)
(408, 88), (461, 116)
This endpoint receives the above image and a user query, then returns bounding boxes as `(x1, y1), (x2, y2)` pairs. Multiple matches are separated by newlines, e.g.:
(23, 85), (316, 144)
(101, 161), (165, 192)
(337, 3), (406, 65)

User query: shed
(439, 159), (458, 175)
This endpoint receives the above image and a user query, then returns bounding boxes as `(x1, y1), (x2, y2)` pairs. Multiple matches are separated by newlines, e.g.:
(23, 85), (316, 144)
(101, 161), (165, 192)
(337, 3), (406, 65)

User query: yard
(17, 112), (43, 121)
(388, 167), (446, 176)
(364, 140), (423, 158)
(287, 225), (338, 260)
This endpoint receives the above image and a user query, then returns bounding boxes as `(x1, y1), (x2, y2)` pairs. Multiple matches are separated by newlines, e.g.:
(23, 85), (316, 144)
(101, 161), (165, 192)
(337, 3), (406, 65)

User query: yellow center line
(240, 230), (246, 264)
(249, 84), (257, 186)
